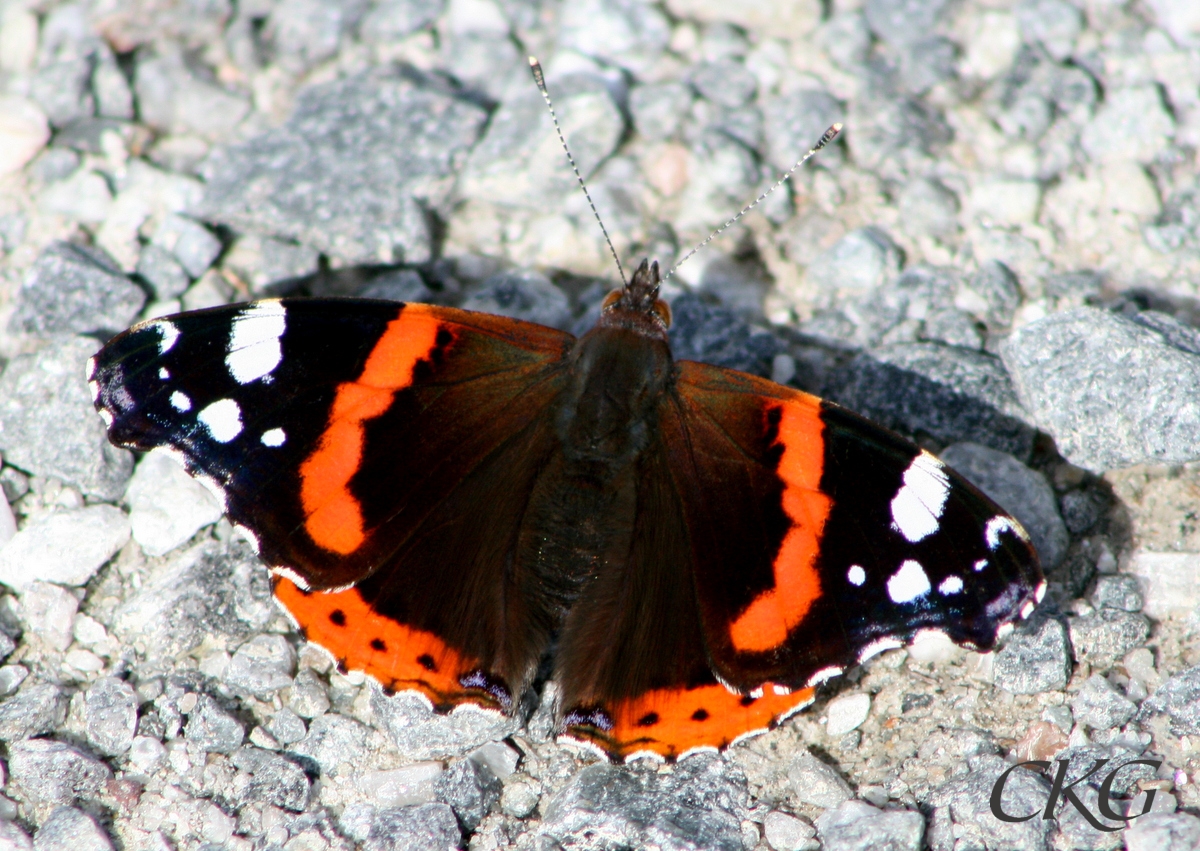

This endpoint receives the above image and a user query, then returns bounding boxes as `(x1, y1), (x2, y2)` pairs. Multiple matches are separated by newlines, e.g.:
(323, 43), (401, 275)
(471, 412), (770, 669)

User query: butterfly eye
(652, 299), (671, 328)
(602, 290), (623, 311)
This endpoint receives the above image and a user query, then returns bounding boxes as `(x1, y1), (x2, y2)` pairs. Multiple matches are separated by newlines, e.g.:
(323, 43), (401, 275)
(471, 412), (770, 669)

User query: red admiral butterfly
(89, 62), (1044, 763)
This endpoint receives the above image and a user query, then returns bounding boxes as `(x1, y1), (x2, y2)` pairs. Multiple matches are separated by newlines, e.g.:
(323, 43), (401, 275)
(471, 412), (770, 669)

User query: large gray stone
(10, 242), (145, 338)
(1138, 664), (1200, 736)
(1002, 307), (1200, 472)
(199, 68), (487, 266)
(0, 337), (133, 500)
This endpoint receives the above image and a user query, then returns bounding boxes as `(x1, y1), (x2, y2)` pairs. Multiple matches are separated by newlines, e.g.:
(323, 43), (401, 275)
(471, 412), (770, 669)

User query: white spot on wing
(1020, 600), (1035, 619)
(1035, 581), (1046, 603)
(938, 575), (964, 595)
(170, 390), (192, 412)
(270, 566), (311, 591)
(985, 515), (1029, 549)
(98, 408), (113, 427)
(996, 622), (1015, 640)
(197, 398), (242, 443)
(806, 666), (843, 687)
(233, 524), (261, 554)
(261, 428), (286, 447)
(859, 637), (903, 662)
(226, 301), (287, 385)
(159, 367), (170, 380)
(887, 559), (931, 604)
(157, 320), (179, 354)
(973, 559), (988, 572)
(890, 451), (950, 542)
(847, 565), (866, 586)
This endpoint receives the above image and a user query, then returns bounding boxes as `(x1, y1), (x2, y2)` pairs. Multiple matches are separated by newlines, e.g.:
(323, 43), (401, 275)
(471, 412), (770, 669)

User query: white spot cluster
(887, 559), (931, 604)
(890, 452), (950, 543)
(170, 391), (192, 412)
(156, 320), (179, 354)
(225, 301), (287, 385)
(985, 515), (1026, 549)
(847, 565), (866, 586)
(938, 575), (964, 596)
(261, 428), (286, 447)
(198, 398), (243, 443)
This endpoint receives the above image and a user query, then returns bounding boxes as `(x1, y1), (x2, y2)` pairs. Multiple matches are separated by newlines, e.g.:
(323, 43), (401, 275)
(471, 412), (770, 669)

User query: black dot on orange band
(329, 610), (346, 626)
(370, 638), (386, 652)
(691, 708), (710, 721)
(740, 695), (757, 706)
(435, 328), (453, 347)
(636, 712), (660, 727)
(417, 654), (437, 672)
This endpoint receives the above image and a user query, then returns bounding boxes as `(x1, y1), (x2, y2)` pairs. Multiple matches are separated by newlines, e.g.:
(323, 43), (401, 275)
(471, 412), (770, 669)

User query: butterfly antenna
(662, 123), (843, 282)
(529, 56), (627, 286)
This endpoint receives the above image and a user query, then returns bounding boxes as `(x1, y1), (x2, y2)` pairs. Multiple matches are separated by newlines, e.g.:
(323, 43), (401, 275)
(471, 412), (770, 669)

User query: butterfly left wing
(559, 359), (1044, 761)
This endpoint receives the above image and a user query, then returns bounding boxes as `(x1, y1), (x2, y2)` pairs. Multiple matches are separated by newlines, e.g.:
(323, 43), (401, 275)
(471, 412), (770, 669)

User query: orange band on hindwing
(299, 305), (443, 554)
(729, 401), (832, 652)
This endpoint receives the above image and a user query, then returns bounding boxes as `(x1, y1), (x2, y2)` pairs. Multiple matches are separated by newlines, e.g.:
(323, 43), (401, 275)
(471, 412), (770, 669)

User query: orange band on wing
(565, 683), (816, 761)
(729, 402), (832, 652)
(299, 305), (443, 554)
(273, 576), (504, 710)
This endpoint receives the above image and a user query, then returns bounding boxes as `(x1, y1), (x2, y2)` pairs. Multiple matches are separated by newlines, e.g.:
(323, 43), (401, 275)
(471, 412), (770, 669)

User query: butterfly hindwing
(91, 298), (575, 709)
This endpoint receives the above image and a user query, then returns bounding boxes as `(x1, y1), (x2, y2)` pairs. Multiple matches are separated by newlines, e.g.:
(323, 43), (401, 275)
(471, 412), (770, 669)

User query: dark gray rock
(1125, 812), (1200, 851)
(0, 683), (67, 741)
(630, 82), (693, 141)
(29, 57), (94, 127)
(267, 707), (308, 745)
(1089, 575), (1143, 613)
(1051, 783), (1125, 849)
(1060, 488), (1105, 535)
(287, 670), (331, 719)
(896, 177), (960, 240)
(232, 746), (311, 812)
(938, 442), (1069, 568)
(435, 757), (501, 832)
(6, 739), (112, 809)
(815, 800), (924, 851)
(1051, 744), (1155, 796)
(199, 68), (487, 266)
(1070, 674), (1137, 730)
(539, 755), (747, 851)
(669, 293), (784, 378)
(863, 0), (950, 48)
(184, 694), (245, 754)
(31, 806), (113, 851)
(1068, 609), (1150, 664)
(1137, 664), (1200, 736)
(0, 336), (134, 500)
(461, 269), (572, 331)
(927, 754), (1052, 851)
(846, 92), (951, 180)
(829, 343), (1036, 460)
(805, 227), (903, 307)
(994, 615), (1071, 695)
(339, 802), (462, 851)
(10, 242), (145, 337)
(133, 44), (250, 140)
(1001, 307), (1200, 472)
(360, 269), (436, 304)
(83, 676), (137, 756)
(135, 244), (191, 299)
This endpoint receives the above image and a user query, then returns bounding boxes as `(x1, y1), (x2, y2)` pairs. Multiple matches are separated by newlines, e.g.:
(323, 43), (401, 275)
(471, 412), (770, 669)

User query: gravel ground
(2, 0), (1200, 849)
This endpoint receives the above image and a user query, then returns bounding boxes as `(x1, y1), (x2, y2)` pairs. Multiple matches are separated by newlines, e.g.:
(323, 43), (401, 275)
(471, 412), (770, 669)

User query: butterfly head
(600, 259), (671, 333)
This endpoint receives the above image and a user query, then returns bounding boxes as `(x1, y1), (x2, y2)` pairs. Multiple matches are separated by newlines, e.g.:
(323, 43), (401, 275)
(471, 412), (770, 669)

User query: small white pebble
(825, 693), (871, 737)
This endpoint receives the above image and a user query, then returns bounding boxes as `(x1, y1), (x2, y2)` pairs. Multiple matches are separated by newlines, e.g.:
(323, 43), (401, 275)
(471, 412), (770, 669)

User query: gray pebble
(6, 739), (112, 809)
(0, 683), (67, 742)
(134, 44), (250, 140)
(806, 227), (902, 306)
(994, 615), (1072, 695)
(291, 712), (372, 778)
(0, 336), (133, 500)
(135, 244), (191, 300)
(539, 755), (746, 850)
(1137, 663), (1200, 736)
(762, 88), (844, 173)
(28, 57), (94, 128)
(928, 754), (1051, 850)
(1080, 86), (1175, 165)
(0, 666), (29, 698)
(630, 82), (693, 142)
(83, 676), (137, 756)
(815, 800), (924, 851)
(10, 242), (145, 338)
(1089, 575), (1143, 613)
(360, 269), (435, 304)
(500, 780), (539, 818)
(1069, 609), (1150, 664)
(938, 442), (1069, 568)
(152, 214), (222, 279)
(830, 343), (1036, 460)
(557, 0), (671, 77)
(1070, 673), (1137, 731)
(1059, 488), (1105, 535)
(818, 12), (871, 71)
(358, 0), (445, 43)
(896, 178), (960, 240)
(787, 751), (853, 809)
(340, 802), (461, 851)
(184, 694), (245, 754)
(1125, 812), (1200, 851)
(200, 69), (487, 266)
(287, 669), (331, 718)
(232, 746), (311, 812)
(0, 504), (130, 589)
(896, 36), (957, 95)
(225, 634), (296, 698)
(1002, 307), (1200, 471)
(0, 820), (32, 851)
(369, 686), (518, 761)
(263, 0), (360, 73)
(690, 60), (758, 109)
(962, 261), (1021, 330)
(461, 269), (572, 331)
(1016, 0), (1082, 61)
(763, 811), (817, 851)
(91, 45), (132, 120)
(435, 757), (501, 832)
(125, 450), (222, 557)
(19, 582), (78, 652)
(266, 707), (307, 745)
(863, 0), (949, 48)
(32, 806), (113, 851)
